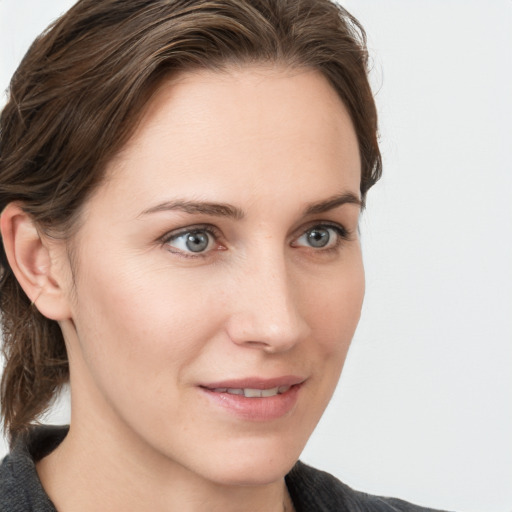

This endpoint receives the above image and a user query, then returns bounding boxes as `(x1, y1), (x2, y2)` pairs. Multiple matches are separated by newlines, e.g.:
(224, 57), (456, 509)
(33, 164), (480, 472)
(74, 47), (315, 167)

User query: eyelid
(290, 221), (351, 250)
(160, 223), (224, 257)
(293, 221), (350, 240)
(160, 223), (221, 242)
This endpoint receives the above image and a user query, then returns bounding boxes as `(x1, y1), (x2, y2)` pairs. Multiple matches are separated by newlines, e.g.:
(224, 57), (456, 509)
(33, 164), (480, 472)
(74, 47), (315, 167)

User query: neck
(36, 405), (294, 512)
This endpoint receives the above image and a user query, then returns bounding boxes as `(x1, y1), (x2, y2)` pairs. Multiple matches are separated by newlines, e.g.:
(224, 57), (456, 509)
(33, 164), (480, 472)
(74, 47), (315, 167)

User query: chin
(207, 458), (297, 487)
(187, 432), (307, 487)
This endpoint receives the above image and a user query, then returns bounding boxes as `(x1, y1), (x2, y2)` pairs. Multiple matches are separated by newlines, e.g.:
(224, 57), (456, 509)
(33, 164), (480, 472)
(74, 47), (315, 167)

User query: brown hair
(0, 0), (381, 443)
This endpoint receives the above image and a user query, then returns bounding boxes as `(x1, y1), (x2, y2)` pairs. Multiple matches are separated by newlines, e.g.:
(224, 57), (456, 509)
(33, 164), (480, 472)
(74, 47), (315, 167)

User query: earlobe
(0, 203), (72, 321)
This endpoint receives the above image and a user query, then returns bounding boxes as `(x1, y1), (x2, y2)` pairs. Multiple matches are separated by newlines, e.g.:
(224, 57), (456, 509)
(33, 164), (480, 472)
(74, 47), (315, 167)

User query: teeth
(211, 386), (291, 397)
(260, 387), (279, 397)
(226, 388), (244, 395)
(244, 388), (265, 397)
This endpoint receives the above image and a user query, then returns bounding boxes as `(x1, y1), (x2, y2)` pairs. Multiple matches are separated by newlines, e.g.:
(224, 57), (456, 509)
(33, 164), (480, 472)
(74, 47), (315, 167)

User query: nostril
(245, 340), (271, 348)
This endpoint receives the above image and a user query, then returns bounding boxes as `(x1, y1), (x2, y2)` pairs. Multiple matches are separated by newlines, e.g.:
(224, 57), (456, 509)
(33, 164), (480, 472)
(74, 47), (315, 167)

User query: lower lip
(200, 384), (302, 422)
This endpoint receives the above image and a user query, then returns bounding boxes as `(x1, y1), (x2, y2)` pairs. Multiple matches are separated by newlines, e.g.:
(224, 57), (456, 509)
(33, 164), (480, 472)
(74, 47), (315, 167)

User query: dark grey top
(0, 427), (65, 512)
(1, 425), (451, 511)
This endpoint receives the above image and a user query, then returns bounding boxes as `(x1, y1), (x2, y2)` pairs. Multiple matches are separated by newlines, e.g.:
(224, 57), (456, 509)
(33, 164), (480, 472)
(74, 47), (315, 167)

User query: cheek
(68, 258), (220, 389)
(66, 262), (231, 440)
(302, 255), (365, 354)
(290, 256), (365, 433)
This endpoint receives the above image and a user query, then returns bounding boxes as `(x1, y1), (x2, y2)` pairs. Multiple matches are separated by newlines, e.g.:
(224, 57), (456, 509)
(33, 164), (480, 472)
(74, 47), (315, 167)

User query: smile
(199, 378), (304, 421)
(210, 386), (291, 397)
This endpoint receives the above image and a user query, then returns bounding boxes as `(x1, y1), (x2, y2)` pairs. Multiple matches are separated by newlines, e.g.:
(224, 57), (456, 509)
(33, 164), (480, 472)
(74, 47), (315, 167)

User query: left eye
(294, 225), (344, 249)
(166, 229), (214, 254)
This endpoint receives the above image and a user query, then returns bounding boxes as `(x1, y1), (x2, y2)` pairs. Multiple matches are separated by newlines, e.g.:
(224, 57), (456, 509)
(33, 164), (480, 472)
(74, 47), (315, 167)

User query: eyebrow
(139, 192), (362, 220)
(304, 192), (364, 214)
(140, 200), (245, 220)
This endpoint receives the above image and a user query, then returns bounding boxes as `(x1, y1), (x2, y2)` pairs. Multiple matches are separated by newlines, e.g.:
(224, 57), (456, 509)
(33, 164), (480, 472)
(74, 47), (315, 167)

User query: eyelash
(160, 222), (351, 259)
(160, 224), (223, 259)
(292, 223), (349, 253)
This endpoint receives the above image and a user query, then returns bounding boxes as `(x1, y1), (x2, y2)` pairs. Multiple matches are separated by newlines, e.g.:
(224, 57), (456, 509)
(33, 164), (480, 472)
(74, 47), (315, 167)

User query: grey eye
(168, 230), (212, 253)
(306, 227), (330, 248)
(295, 226), (341, 249)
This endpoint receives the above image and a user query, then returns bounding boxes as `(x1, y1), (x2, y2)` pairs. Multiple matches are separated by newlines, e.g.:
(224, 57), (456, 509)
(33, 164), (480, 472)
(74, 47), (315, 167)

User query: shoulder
(0, 426), (65, 512)
(0, 449), (46, 512)
(286, 461), (453, 512)
(0, 452), (26, 512)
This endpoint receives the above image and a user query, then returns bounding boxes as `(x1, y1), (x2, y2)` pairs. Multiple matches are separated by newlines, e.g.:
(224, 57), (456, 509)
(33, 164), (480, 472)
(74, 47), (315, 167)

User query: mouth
(199, 376), (305, 421)
(206, 385), (292, 398)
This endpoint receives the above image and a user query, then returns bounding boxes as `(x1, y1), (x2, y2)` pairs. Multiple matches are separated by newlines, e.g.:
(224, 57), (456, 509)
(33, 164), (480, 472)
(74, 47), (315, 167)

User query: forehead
(91, 65), (361, 218)
(129, 65), (356, 149)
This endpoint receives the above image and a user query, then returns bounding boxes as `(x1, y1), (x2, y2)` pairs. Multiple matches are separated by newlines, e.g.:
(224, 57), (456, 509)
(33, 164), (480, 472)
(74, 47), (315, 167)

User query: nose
(225, 251), (310, 353)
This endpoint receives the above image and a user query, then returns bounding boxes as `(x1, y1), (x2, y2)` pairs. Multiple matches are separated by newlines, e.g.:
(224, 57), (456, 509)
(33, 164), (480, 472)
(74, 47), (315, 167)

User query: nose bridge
(226, 244), (309, 352)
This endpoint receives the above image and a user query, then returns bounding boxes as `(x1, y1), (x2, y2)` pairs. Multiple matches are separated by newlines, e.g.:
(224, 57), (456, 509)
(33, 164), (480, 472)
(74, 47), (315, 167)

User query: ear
(0, 203), (72, 321)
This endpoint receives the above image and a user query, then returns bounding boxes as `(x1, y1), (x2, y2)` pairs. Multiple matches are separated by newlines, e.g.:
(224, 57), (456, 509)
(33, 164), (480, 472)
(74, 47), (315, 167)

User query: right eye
(165, 228), (216, 255)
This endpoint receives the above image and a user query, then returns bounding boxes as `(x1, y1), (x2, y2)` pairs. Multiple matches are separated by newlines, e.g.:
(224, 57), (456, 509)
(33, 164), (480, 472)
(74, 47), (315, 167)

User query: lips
(199, 376), (305, 421)
(210, 386), (291, 397)
(202, 375), (305, 391)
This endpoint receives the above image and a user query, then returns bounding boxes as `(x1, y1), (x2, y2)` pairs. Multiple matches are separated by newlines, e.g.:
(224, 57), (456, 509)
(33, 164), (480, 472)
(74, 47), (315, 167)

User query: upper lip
(201, 375), (306, 390)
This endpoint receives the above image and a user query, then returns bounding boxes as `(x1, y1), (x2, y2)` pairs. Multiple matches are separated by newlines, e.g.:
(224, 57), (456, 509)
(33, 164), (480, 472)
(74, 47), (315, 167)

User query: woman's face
(59, 66), (364, 485)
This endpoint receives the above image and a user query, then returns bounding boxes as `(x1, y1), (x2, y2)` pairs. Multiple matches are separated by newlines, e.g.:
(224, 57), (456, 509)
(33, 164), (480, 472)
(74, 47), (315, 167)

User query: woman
(0, 0), (451, 510)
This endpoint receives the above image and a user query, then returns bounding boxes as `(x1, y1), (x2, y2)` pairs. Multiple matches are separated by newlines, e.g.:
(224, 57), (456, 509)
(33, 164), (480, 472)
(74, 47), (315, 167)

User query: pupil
(186, 232), (209, 252)
(307, 228), (330, 248)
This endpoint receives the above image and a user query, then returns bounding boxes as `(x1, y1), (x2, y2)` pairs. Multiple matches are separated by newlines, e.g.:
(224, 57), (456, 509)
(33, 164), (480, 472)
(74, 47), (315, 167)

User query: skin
(7, 65), (364, 511)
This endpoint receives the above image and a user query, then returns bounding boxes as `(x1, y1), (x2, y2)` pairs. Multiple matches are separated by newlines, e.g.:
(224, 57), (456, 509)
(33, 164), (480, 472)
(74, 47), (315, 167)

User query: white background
(1, 1), (511, 511)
